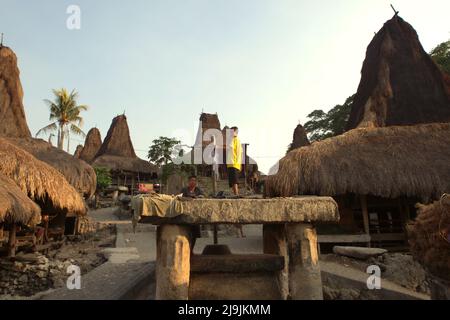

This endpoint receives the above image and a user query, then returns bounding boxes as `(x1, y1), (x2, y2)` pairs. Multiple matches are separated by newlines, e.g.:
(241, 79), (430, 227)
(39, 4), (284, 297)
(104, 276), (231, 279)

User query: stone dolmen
(132, 194), (339, 300)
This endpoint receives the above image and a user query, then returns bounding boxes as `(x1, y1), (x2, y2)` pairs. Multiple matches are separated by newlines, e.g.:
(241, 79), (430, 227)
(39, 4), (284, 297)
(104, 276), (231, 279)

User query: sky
(1, 0), (449, 173)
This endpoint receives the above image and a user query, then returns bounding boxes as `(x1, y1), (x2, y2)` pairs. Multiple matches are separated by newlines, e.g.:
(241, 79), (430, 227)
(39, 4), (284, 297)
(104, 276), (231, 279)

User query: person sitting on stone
(181, 175), (205, 198)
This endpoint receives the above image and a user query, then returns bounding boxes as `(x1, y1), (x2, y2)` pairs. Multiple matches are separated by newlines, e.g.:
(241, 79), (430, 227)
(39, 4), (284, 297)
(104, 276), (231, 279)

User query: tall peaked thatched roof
(74, 145), (84, 158)
(79, 127), (102, 163)
(0, 46), (31, 138)
(96, 115), (136, 158)
(346, 16), (450, 130)
(0, 174), (41, 226)
(266, 123), (450, 201)
(9, 138), (97, 197)
(93, 115), (157, 175)
(0, 137), (87, 216)
(0, 46), (96, 197)
(289, 124), (310, 152)
(200, 113), (221, 131)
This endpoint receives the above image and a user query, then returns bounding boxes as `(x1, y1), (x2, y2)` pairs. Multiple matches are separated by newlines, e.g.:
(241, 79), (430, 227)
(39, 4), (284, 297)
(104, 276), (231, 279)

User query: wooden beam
(370, 233), (406, 242)
(318, 234), (371, 243)
(360, 195), (371, 247)
(8, 223), (17, 258)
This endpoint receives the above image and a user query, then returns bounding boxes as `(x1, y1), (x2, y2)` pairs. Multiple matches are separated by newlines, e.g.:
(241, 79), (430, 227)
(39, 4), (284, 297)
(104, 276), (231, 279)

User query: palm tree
(36, 88), (88, 151)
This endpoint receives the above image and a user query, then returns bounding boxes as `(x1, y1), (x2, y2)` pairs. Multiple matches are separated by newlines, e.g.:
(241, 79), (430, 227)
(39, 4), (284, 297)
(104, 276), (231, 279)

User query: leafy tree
(304, 94), (355, 142)
(36, 88), (88, 152)
(147, 137), (181, 166)
(94, 167), (112, 191)
(431, 40), (450, 74)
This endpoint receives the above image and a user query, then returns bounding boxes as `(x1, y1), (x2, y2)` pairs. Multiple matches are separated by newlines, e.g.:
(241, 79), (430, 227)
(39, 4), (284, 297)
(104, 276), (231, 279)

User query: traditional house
(190, 112), (258, 182)
(0, 174), (41, 257)
(0, 138), (87, 252)
(266, 123), (450, 248)
(92, 115), (159, 193)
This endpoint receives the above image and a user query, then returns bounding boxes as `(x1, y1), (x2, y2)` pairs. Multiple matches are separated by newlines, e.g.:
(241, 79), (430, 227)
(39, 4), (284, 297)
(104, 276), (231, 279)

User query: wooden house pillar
(360, 195), (371, 247)
(8, 223), (17, 258)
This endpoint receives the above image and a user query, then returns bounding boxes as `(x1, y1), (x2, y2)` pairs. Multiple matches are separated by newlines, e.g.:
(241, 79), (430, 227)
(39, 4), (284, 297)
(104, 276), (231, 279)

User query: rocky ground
(0, 225), (115, 299)
(322, 252), (430, 300)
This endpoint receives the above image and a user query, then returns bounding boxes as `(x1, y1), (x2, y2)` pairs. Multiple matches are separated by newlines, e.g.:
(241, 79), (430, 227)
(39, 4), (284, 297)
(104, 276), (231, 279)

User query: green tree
(304, 94), (355, 142)
(94, 167), (112, 191)
(148, 137), (182, 166)
(148, 137), (194, 183)
(431, 40), (450, 74)
(36, 88), (88, 152)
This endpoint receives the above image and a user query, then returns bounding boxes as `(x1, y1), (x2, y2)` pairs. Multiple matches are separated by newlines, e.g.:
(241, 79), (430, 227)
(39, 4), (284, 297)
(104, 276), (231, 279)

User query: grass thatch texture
(9, 138), (96, 197)
(408, 194), (450, 281)
(0, 137), (87, 216)
(96, 115), (136, 158)
(0, 46), (32, 138)
(79, 127), (102, 163)
(0, 174), (41, 225)
(347, 16), (450, 129)
(74, 145), (84, 158)
(93, 154), (158, 175)
(266, 123), (450, 201)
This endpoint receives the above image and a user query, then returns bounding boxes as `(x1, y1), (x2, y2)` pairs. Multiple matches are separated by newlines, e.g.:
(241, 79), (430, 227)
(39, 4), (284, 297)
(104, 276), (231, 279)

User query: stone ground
(0, 225), (115, 299)
(0, 206), (432, 300)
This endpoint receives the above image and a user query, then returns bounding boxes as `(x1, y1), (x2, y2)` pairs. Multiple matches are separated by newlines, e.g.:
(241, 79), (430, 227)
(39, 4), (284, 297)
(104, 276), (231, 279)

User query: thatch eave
(266, 123), (450, 202)
(8, 138), (97, 197)
(0, 174), (41, 226)
(0, 138), (87, 216)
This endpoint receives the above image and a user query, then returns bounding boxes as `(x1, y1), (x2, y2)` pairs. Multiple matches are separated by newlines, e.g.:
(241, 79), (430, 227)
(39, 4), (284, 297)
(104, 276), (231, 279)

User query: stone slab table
(134, 196), (339, 300)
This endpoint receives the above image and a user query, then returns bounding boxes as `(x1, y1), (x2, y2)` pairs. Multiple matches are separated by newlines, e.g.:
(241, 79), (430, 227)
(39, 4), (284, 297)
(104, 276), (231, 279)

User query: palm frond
(70, 124), (86, 137)
(35, 122), (58, 138)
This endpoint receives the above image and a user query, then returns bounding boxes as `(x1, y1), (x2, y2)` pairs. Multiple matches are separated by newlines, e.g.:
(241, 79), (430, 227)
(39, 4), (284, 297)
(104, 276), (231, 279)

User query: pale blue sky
(1, 0), (449, 173)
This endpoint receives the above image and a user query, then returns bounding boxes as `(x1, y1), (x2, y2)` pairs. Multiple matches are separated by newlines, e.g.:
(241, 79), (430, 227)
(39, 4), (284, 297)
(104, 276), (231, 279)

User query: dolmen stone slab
(134, 195), (339, 225)
(333, 246), (388, 260)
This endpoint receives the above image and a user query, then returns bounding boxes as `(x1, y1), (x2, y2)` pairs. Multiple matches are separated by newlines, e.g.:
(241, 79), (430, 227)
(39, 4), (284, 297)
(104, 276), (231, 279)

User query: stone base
(189, 272), (283, 300)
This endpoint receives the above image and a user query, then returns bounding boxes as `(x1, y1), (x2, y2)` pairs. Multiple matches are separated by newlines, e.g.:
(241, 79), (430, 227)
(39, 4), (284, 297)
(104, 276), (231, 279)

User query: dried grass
(0, 174), (41, 225)
(0, 137), (87, 216)
(266, 123), (450, 202)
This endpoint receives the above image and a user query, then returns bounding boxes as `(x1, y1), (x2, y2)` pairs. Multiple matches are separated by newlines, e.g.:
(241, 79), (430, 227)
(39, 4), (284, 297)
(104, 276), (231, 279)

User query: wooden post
(263, 224), (289, 300)
(156, 224), (192, 300)
(211, 166), (217, 196)
(213, 225), (218, 245)
(360, 195), (371, 247)
(286, 223), (323, 300)
(8, 223), (17, 258)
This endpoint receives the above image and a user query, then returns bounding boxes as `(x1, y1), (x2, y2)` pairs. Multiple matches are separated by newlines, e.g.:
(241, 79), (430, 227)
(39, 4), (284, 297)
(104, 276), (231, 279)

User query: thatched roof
(0, 46), (96, 197)
(408, 194), (450, 281)
(0, 137), (87, 216)
(200, 113), (221, 131)
(92, 154), (158, 175)
(266, 123), (450, 201)
(8, 138), (97, 197)
(289, 124), (310, 152)
(93, 115), (157, 174)
(79, 127), (102, 163)
(96, 115), (136, 158)
(0, 46), (31, 138)
(0, 174), (41, 226)
(74, 145), (84, 158)
(346, 16), (450, 130)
